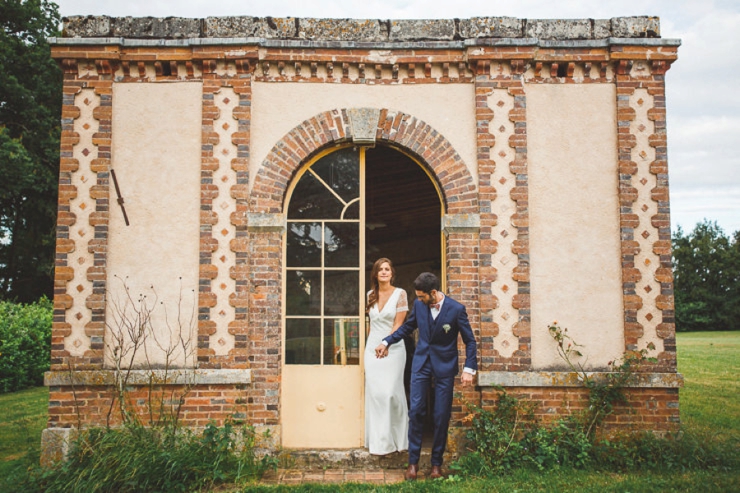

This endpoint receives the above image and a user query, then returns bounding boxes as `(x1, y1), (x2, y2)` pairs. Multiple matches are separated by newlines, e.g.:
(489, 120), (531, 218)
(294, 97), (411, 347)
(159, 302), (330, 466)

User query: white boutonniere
(443, 324), (451, 333)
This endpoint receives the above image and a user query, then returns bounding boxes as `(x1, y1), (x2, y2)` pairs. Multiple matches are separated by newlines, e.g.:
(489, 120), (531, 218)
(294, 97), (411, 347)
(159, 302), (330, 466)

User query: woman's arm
(390, 309), (408, 334)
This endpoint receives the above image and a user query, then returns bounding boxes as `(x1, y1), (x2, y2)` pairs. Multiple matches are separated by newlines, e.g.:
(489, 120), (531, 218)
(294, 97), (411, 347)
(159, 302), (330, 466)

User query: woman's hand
(375, 343), (388, 359)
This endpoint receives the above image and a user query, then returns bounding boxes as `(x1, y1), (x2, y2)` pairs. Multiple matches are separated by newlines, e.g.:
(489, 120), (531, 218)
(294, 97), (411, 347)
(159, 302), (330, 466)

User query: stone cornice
(478, 371), (684, 388)
(48, 36), (681, 50)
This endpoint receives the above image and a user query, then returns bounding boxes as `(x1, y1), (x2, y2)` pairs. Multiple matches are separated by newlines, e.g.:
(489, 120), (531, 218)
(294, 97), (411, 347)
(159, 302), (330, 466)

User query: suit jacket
(384, 295), (477, 378)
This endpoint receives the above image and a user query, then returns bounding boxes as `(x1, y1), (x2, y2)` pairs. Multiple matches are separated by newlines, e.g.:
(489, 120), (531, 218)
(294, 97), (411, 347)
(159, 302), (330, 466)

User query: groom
(375, 272), (477, 480)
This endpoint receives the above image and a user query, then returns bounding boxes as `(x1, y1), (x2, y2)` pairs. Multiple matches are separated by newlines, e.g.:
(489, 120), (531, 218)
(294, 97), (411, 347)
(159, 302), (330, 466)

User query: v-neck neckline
(376, 287), (396, 313)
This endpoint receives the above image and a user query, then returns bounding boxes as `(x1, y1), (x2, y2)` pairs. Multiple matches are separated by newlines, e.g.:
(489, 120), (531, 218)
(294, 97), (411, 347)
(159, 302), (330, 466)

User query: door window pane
(288, 171), (344, 219)
(285, 319), (321, 364)
(343, 200), (359, 219)
(324, 318), (360, 366)
(311, 148), (359, 203)
(287, 222), (322, 267)
(284, 147), (363, 366)
(325, 223), (359, 268)
(286, 270), (321, 316)
(324, 270), (359, 316)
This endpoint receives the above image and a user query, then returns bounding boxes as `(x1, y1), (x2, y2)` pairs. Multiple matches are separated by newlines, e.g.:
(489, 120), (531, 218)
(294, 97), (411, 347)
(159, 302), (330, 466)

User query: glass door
(281, 146), (365, 448)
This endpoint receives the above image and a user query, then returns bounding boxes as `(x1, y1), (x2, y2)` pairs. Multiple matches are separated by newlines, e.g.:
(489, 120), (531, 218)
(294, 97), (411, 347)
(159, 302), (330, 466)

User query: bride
(364, 257), (409, 455)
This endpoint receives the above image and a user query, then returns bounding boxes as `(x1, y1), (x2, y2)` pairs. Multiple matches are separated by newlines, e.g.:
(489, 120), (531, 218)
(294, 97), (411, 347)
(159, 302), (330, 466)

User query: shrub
(454, 390), (739, 478)
(0, 297), (52, 393)
(453, 388), (592, 475)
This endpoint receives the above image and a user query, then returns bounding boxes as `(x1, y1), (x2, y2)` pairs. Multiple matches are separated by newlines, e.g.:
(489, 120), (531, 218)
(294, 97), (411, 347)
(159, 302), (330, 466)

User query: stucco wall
(527, 83), (624, 370)
(250, 82), (477, 189)
(105, 82), (202, 368)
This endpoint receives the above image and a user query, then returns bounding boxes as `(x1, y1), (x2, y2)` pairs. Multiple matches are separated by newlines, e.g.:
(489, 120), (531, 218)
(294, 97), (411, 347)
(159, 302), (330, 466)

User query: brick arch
(249, 108), (477, 214)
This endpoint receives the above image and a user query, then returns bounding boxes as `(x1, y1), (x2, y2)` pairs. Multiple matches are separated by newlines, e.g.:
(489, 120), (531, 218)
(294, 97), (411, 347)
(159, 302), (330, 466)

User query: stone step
(273, 448), (435, 470)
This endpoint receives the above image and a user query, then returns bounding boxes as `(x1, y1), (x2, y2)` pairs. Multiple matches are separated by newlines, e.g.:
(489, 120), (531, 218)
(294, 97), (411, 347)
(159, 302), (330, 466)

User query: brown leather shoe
(405, 463), (418, 481)
(429, 465), (443, 479)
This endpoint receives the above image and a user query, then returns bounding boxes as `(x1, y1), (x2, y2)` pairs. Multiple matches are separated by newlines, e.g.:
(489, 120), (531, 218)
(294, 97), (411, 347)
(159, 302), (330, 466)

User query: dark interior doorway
(364, 145), (442, 295)
(364, 145), (442, 433)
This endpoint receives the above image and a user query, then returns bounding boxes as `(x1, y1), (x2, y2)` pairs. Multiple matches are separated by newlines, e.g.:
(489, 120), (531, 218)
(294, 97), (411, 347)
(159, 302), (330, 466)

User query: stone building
(42, 14), (683, 462)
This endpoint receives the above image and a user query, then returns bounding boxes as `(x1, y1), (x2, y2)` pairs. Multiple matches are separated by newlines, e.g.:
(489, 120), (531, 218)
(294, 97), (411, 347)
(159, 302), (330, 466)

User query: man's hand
(375, 344), (388, 359)
(461, 372), (474, 387)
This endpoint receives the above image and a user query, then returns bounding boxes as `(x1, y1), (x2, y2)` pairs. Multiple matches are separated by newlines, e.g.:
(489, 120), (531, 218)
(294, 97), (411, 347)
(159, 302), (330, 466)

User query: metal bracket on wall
(110, 168), (130, 226)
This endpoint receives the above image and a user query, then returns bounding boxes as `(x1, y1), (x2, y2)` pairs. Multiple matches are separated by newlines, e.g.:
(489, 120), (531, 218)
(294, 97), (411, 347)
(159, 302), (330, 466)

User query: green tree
(672, 220), (740, 331)
(0, 0), (61, 302)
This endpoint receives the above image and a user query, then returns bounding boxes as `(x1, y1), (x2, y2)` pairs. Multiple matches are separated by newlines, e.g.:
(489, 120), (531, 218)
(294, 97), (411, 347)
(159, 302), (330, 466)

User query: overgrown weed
(12, 419), (276, 493)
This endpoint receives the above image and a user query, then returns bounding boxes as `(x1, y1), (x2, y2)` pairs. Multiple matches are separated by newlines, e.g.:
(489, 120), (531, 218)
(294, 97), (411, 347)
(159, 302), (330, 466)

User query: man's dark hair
(414, 272), (440, 293)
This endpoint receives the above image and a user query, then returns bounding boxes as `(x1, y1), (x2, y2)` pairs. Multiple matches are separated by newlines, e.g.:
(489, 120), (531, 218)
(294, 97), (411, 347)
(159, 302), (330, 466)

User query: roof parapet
(60, 15), (662, 42)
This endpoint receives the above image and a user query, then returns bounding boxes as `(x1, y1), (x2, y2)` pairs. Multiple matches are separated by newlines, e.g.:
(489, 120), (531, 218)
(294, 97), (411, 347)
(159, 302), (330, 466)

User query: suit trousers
(407, 359), (455, 466)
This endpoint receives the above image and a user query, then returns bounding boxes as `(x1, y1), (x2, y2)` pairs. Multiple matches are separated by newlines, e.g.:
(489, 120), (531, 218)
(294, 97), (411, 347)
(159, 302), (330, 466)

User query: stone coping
(478, 371), (684, 388)
(44, 368), (251, 387)
(57, 15), (668, 42)
(48, 36), (681, 49)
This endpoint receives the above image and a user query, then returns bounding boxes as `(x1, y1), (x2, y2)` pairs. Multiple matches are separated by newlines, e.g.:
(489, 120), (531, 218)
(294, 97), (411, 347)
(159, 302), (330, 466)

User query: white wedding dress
(364, 287), (409, 455)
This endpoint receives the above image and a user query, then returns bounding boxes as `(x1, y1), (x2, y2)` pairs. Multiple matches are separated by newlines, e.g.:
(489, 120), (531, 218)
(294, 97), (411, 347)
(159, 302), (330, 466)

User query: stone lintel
(347, 108), (380, 145)
(442, 214), (480, 234)
(478, 371), (684, 388)
(247, 212), (285, 232)
(44, 368), (252, 387)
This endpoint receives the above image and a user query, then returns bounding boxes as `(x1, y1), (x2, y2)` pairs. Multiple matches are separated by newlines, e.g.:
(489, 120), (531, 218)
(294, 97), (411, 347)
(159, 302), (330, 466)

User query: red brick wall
(480, 386), (680, 432)
(47, 384), (249, 428)
(48, 43), (681, 438)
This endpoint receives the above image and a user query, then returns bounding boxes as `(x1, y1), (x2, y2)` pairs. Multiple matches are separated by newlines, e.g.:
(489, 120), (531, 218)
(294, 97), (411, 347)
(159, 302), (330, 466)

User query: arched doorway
(365, 145), (443, 297)
(281, 144), (442, 448)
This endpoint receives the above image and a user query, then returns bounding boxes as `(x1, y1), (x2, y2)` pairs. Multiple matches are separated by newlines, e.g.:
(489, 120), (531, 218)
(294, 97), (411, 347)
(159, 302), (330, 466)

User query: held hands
(375, 343), (389, 359)
(461, 372), (475, 387)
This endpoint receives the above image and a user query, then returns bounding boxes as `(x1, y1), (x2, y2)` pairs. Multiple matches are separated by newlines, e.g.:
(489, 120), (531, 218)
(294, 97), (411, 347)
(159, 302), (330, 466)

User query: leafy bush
(454, 389), (739, 477)
(453, 389), (592, 476)
(19, 420), (277, 493)
(0, 297), (52, 393)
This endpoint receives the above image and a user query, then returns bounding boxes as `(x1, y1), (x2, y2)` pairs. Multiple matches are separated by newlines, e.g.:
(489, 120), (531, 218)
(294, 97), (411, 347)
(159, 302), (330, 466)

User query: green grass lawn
(1, 332), (738, 492)
(0, 386), (48, 479)
(676, 331), (740, 437)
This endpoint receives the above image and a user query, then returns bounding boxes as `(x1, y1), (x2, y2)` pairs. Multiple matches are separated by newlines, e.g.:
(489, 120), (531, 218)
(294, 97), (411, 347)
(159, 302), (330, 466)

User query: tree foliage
(672, 220), (740, 331)
(0, 297), (52, 393)
(0, 0), (61, 302)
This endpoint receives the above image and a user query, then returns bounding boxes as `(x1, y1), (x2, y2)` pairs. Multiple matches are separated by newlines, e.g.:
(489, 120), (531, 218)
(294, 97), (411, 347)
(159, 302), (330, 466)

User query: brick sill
(44, 368), (251, 387)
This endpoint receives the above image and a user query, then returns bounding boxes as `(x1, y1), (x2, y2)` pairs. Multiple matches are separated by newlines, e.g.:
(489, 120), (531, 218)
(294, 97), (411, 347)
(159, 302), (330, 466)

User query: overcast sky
(55, 0), (740, 235)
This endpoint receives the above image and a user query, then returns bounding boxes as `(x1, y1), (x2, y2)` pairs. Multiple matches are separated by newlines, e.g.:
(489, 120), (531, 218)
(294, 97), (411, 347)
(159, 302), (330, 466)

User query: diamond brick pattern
(206, 86), (240, 357)
(625, 87), (668, 358)
(64, 88), (100, 359)
(486, 87), (521, 361)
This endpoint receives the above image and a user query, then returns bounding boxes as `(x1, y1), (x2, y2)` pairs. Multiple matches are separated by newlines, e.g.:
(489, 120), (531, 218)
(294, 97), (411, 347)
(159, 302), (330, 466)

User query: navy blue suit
(383, 295), (477, 466)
